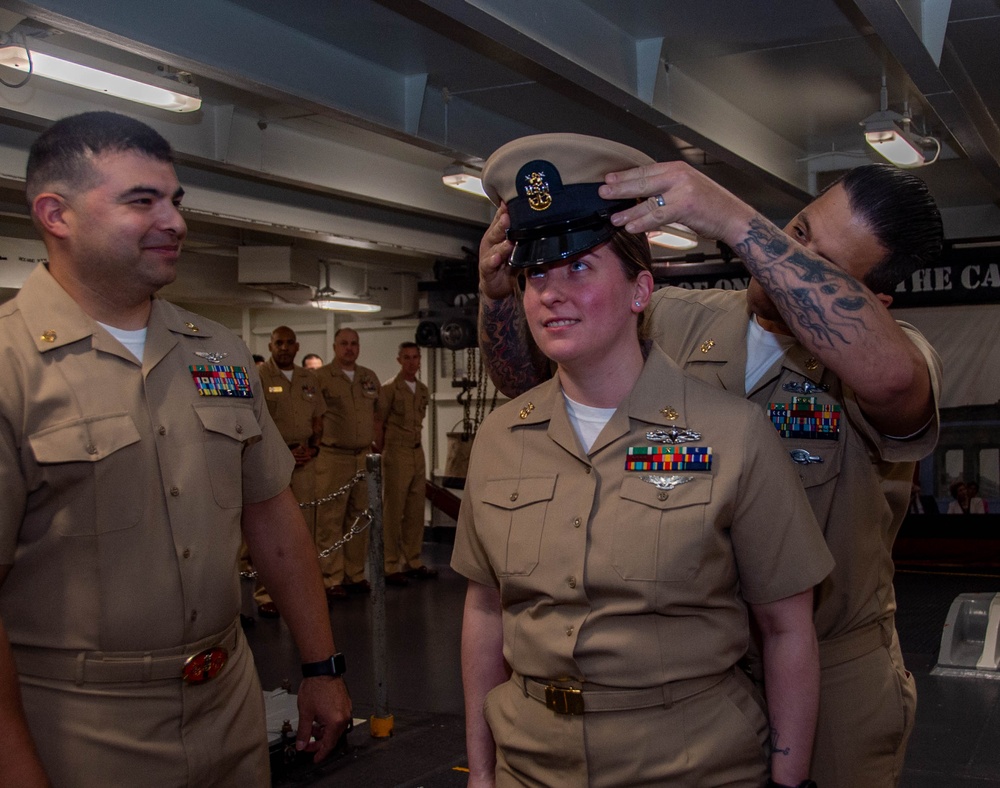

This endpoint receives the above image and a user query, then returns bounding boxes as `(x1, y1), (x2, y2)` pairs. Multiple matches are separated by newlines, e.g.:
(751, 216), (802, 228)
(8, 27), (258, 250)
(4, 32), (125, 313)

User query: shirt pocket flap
(619, 474), (713, 510)
(194, 403), (263, 442)
(29, 413), (141, 464)
(481, 476), (556, 511)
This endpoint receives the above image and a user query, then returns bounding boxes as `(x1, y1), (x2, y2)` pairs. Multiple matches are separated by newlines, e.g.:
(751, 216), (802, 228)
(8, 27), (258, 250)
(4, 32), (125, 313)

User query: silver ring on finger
(653, 194), (666, 208)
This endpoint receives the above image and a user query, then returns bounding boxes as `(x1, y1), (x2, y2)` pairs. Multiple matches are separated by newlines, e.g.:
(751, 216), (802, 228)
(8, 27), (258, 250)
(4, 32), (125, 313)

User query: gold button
(700, 339), (716, 353)
(585, 467), (591, 474)
(805, 357), (819, 370)
(40, 330), (57, 342)
(158, 426), (166, 436)
(519, 402), (535, 419)
(182, 548), (191, 559)
(236, 424), (243, 434)
(567, 577), (576, 588)
(658, 491), (668, 501)
(184, 322), (200, 333)
(509, 492), (518, 502)
(566, 626), (574, 637)
(573, 517), (581, 528)
(660, 406), (679, 420)
(85, 443), (97, 455)
(170, 486), (180, 496)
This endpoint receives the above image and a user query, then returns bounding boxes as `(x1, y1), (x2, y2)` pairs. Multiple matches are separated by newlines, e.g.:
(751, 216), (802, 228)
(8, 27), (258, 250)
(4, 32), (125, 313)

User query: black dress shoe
(325, 585), (348, 603)
(343, 579), (372, 595)
(404, 565), (439, 580)
(385, 572), (410, 587)
(257, 602), (280, 618)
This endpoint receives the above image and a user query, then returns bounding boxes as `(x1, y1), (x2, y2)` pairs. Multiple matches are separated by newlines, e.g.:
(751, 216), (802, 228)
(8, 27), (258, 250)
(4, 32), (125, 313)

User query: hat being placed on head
(481, 133), (654, 267)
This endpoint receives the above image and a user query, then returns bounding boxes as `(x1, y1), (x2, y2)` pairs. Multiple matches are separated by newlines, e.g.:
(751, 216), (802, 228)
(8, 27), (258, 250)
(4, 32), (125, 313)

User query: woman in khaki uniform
(453, 134), (833, 787)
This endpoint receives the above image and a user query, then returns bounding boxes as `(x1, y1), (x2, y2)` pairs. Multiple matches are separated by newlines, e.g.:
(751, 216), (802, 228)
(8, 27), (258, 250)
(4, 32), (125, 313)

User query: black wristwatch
(767, 780), (817, 788)
(301, 652), (346, 679)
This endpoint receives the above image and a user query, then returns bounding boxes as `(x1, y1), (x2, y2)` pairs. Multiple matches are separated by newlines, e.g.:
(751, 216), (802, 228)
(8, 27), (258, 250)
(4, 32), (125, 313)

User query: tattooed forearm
(479, 293), (550, 398)
(736, 216), (878, 349)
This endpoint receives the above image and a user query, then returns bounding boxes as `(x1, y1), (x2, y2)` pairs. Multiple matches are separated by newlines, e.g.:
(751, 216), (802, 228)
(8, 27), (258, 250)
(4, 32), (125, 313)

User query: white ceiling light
(861, 76), (938, 168)
(0, 35), (202, 113)
(648, 224), (699, 251)
(442, 164), (488, 198)
(312, 262), (381, 313)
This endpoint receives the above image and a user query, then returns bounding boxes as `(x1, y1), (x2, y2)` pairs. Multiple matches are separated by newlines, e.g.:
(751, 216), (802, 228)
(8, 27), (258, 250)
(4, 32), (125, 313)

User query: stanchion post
(365, 453), (394, 737)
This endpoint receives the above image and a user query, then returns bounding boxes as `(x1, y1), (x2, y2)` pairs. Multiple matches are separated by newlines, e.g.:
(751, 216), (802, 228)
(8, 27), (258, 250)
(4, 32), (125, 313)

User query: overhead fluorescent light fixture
(862, 110), (927, 167)
(860, 75), (938, 168)
(312, 262), (381, 313)
(0, 36), (202, 113)
(648, 224), (699, 251)
(312, 288), (382, 313)
(442, 164), (488, 198)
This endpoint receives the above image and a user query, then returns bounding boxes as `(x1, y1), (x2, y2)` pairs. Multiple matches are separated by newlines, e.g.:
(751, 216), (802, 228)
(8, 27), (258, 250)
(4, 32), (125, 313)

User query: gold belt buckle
(181, 647), (228, 684)
(545, 685), (584, 715)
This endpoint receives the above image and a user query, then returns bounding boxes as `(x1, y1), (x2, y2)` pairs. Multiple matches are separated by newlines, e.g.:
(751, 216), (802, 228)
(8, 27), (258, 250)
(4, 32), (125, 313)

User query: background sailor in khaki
(255, 325), (325, 617)
(0, 112), (351, 788)
(313, 328), (383, 598)
(378, 342), (437, 586)
(479, 151), (944, 787)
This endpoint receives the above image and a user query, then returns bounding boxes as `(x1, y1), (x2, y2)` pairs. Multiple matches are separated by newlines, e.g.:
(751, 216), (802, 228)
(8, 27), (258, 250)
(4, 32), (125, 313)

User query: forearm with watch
(302, 653), (346, 679)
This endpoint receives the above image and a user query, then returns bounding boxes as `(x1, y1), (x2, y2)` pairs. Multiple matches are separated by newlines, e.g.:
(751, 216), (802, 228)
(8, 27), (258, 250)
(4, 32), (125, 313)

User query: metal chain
(239, 469), (370, 580)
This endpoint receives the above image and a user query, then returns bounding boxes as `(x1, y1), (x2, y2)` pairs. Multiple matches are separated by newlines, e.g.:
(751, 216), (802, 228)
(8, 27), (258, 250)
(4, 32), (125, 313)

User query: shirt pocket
(194, 403), (262, 509)
(613, 475), (712, 581)
(783, 434), (844, 490)
(28, 413), (143, 535)
(479, 475), (556, 576)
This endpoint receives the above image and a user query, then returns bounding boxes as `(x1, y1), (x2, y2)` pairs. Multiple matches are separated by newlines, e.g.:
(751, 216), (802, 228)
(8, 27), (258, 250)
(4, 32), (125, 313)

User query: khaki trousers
(315, 447), (369, 585)
(484, 671), (768, 787)
(18, 625), (268, 788)
(382, 444), (426, 573)
(811, 626), (916, 787)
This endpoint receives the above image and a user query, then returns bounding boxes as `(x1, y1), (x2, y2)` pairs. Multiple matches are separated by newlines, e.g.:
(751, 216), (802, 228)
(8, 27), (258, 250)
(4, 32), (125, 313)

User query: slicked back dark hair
(826, 164), (943, 295)
(26, 111), (174, 203)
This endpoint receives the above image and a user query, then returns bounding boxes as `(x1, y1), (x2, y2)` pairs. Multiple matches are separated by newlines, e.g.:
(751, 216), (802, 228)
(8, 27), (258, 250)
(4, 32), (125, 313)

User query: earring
(635, 301), (641, 307)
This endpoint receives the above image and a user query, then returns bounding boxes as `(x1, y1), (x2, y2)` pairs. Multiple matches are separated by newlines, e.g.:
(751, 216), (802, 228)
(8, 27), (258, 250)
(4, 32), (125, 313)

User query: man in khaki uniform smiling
(0, 112), (351, 788)
(255, 325), (325, 617)
(313, 328), (383, 597)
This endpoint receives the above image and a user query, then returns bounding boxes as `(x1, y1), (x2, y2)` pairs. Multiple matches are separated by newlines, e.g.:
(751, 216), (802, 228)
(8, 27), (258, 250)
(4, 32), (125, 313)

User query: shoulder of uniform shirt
(650, 285), (748, 314)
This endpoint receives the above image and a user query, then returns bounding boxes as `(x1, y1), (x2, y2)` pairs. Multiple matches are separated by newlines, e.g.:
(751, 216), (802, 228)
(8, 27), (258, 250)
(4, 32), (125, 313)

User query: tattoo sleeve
(478, 293), (550, 398)
(735, 216), (876, 349)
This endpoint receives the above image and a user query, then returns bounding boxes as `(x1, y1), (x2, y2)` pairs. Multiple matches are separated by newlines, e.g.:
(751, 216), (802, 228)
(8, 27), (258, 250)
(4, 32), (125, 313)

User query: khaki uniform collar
(504, 346), (694, 458)
(17, 264), (211, 369)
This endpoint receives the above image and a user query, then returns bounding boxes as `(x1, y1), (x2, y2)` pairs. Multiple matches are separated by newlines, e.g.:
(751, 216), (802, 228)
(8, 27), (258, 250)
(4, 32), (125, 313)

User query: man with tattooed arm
(478, 161), (943, 788)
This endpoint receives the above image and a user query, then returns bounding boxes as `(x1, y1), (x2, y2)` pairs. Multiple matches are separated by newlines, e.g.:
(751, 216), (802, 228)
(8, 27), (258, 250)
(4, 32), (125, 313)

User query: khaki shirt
(452, 346), (832, 687)
(379, 374), (429, 449)
(258, 358), (323, 448)
(645, 287), (942, 641)
(314, 362), (382, 450)
(0, 265), (293, 652)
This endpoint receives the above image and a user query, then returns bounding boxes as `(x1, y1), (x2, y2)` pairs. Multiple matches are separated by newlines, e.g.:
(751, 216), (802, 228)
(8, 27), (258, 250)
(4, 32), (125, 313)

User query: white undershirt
(405, 379), (417, 393)
(563, 391), (616, 453)
(343, 369), (355, 382)
(745, 316), (796, 393)
(281, 368), (294, 381)
(98, 322), (147, 363)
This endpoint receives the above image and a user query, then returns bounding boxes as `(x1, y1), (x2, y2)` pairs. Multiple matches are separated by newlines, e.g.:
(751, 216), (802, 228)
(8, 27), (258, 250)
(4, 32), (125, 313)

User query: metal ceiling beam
(6, 0), (545, 176)
(851, 0), (1000, 196)
(389, 0), (812, 199)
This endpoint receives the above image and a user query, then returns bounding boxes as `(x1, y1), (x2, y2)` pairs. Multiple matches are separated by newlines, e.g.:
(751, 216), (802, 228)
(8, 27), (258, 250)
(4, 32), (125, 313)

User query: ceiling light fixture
(442, 163), (488, 198)
(0, 34), (202, 113)
(648, 224), (699, 251)
(312, 262), (381, 313)
(861, 76), (938, 168)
